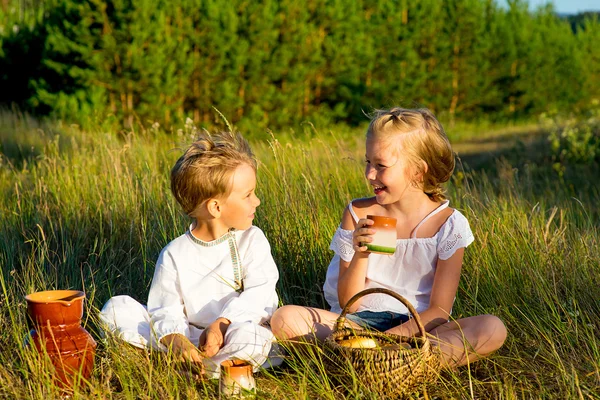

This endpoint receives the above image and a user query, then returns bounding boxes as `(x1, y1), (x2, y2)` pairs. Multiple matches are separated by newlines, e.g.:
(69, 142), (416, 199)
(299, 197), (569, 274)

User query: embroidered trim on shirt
(227, 230), (244, 292)
(187, 230), (231, 246)
(188, 228), (244, 292)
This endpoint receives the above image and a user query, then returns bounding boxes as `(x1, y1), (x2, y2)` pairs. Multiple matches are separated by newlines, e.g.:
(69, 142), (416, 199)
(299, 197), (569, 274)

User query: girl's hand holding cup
(354, 216), (397, 255)
(353, 218), (375, 254)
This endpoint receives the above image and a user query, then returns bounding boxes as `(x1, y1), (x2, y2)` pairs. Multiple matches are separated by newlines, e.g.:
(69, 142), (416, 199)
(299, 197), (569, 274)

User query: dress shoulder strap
(411, 200), (450, 238)
(347, 201), (359, 223)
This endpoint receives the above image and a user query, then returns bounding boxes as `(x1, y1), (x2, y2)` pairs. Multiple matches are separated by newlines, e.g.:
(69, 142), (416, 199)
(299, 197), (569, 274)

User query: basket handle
(336, 288), (427, 338)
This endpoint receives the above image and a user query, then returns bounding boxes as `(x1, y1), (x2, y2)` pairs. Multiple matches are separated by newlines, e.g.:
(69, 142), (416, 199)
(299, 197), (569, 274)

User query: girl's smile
(373, 186), (387, 195)
(373, 185), (387, 195)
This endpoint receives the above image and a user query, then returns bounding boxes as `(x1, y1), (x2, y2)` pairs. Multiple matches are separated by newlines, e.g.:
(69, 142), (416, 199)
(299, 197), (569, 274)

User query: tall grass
(0, 112), (599, 398)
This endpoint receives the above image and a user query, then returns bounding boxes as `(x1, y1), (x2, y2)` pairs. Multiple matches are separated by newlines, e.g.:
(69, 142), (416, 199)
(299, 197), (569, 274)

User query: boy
(100, 130), (280, 378)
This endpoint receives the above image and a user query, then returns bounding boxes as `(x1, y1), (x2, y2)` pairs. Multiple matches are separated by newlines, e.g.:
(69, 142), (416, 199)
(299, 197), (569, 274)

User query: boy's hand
(353, 218), (375, 253)
(160, 333), (205, 372)
(199, 317), (231, 357)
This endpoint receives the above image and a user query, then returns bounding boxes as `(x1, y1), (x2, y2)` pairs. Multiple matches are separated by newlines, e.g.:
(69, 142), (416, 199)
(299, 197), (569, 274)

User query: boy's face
(220, 163), (260, 230)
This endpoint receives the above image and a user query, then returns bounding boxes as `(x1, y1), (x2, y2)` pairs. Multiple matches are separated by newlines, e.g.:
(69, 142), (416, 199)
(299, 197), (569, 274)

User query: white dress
(323, 200), (474, 315)
(100, 226), (281, 378)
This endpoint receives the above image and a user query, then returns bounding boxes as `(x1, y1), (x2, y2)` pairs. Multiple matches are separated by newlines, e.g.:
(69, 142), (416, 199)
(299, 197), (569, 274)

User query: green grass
(1, 111), (599, 398)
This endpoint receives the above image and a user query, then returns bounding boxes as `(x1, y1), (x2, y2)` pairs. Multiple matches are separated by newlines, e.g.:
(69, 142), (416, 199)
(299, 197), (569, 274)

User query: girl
(271, 108), (506, 367)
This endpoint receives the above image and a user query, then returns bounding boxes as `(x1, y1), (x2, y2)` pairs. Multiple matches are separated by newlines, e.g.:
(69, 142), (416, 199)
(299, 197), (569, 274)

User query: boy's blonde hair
(367, 107), (455, 202)
(171, 130), (256, 218)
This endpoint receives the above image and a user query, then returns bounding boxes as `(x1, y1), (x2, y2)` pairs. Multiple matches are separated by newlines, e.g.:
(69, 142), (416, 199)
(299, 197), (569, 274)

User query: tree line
(1, 0), (599, 132)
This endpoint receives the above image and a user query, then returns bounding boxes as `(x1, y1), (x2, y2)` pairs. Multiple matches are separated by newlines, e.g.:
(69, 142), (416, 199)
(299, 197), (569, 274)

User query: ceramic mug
(365, 215), (397, 255)
(219, 361), (256, 399)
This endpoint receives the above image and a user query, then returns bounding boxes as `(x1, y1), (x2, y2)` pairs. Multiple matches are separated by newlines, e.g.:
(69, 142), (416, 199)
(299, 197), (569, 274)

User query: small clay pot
(366, 215), (397, 255)
(25, 290), (97, 389)
(219, 361), (256, 398)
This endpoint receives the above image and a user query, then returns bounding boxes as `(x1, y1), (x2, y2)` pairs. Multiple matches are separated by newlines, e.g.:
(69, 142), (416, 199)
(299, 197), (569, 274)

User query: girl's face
(364, 136), (415, 204)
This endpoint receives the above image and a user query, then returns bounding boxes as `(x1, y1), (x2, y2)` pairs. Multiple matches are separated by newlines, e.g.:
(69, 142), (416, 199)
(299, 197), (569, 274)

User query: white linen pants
(100, 295), (281, 378)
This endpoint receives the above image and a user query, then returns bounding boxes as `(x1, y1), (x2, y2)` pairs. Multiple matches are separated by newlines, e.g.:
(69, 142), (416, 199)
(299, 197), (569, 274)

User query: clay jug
(25, 290), (97, 388)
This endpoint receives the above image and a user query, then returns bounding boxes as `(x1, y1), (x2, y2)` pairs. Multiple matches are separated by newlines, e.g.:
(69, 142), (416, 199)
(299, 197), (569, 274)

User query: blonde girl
(271, 108), (506, 367)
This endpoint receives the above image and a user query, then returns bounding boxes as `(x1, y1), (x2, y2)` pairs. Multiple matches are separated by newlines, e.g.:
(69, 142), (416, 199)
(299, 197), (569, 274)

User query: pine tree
(520, 4), (586, 115)
(575, 15), (600, 108)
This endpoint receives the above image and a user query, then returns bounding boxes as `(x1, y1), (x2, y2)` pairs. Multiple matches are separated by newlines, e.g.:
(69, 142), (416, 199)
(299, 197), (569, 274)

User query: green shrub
(546, 102), (600, 174)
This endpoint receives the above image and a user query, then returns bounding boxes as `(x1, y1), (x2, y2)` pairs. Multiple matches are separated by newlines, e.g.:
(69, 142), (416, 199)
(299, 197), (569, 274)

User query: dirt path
(452, 123), (546, 169)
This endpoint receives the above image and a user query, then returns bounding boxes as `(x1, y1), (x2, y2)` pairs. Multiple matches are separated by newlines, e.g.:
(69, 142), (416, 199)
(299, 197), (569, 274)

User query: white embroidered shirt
(147, 226), (279, 342)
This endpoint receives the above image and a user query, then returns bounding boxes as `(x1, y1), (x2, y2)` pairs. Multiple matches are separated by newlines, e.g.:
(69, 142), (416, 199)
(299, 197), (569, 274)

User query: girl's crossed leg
(270, 305), (506, 368)
(427, 314), (507, 367)
(271, 305), (357, 343)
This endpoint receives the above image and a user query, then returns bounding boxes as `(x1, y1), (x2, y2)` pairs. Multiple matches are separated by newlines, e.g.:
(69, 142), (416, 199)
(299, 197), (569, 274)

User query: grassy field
(0, 111), (599, 399)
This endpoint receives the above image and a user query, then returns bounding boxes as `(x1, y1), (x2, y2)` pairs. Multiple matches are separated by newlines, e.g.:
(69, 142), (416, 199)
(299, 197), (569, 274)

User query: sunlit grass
(0, 111), (599, 398)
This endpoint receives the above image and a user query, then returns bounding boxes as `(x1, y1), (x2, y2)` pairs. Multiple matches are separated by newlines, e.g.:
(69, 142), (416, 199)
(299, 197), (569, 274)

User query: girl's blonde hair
(170, 130), (256, 218)
(367, 107), (455, 202)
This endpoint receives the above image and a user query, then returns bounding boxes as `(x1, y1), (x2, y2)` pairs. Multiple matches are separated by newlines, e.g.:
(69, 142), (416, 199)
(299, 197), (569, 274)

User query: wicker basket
(323, 288), (441, 398)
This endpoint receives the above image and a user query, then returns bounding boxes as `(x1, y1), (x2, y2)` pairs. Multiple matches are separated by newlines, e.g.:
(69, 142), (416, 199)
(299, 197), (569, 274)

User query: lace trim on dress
(442, 233), (463, 253)
(437, 214), (474, 260)
(330, 227), (355, 262)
